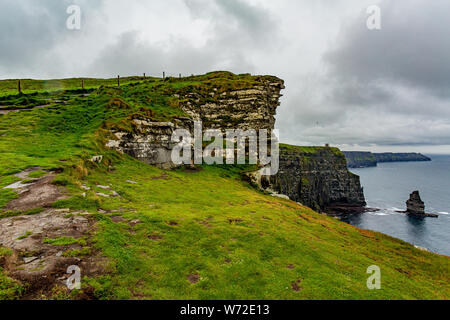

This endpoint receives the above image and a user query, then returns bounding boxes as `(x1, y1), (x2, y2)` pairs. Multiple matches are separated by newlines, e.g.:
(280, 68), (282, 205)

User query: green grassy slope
(0, 73), (448, 300)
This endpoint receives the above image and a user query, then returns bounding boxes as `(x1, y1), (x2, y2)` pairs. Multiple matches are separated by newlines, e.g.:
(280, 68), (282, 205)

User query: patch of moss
(0, 247), (12, 257)
(63, 247), (92, 257)
(44, 236), (83, 246)
(17, 231), (33, 240)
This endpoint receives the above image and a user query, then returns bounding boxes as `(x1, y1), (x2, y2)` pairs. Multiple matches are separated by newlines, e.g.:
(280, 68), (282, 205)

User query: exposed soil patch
(151, 173), (171, 180)
(167, 221), (179, 226)
(110, 215), (126, 223)
(148, 234), (164, 241)
(291, 279), (302, 292)
(180, 166), (203, 173)
(187, 273), (200, 284)
(200, 220), (212, 228)
(0, 209), (106, 299)
(5, 175), (67, 211)
(228, 218), (243, 224)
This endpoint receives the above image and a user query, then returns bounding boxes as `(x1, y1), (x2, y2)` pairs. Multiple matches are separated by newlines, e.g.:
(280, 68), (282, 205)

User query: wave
(370, 212), (389, 216)
(438, 212), (449, 215)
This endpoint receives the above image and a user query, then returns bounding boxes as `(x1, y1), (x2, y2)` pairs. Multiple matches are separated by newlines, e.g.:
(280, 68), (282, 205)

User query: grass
(280, 144), (344, 157)
(0, 72), (448, 300)
(17, 231), (33, 240)
(44, 237), (86, 246)
(0, 76), (151, 97)
(0, 248), (12, 257)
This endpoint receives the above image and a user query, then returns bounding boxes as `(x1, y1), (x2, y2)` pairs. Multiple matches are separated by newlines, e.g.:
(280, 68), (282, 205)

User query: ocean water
(346, 155), (450, 256)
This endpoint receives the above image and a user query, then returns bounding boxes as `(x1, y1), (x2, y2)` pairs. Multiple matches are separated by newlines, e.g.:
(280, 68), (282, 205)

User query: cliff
(266, 145), (366, 212)
(106, 72), (284, 169)
(343, 151), (431, 168)
(342, 151), (377, 168)
(374, 153), (431, 163)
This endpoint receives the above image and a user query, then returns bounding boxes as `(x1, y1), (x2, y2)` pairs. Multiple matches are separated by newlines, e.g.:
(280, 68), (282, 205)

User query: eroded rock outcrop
(106, 119), (193, 169)
(106, 74), (285, 169)
(406, 191), (425, 215)
(404, 191), (438, 218)
(263, 145), (366, 213)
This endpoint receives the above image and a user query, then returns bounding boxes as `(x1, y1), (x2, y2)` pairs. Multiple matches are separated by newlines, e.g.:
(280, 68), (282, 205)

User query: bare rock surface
(406, 191), (425, 215)
(0, 209), (107, 299)
(5, 175), (67, 211)
(402, 191), (438, 218)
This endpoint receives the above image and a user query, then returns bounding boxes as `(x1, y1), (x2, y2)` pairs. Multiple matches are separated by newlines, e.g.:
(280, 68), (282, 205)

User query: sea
(345, 155), (450, 256)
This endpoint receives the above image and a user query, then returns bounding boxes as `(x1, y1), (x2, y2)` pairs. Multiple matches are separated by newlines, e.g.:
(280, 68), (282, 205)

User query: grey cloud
(185, 0), (278, 46)
(277, 0), (450, 148)
(1, 0), (450, 151)
(90, 0), (279, 77)
(326, 0), (450, 97)
(0, 0), (104, 77)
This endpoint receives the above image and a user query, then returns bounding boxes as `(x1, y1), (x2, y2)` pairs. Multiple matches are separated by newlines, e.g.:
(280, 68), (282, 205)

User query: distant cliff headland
(343, 151), (431, 168)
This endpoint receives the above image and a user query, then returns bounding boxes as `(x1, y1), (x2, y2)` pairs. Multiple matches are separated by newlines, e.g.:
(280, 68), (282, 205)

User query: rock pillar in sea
(406, 191), (425, 215)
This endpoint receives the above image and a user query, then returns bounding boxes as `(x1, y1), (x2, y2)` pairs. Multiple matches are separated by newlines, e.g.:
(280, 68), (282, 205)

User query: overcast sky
(1, 0), (450, 153)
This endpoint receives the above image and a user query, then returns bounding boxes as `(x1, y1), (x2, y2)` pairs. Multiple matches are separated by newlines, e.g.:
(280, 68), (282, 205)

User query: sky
(1, 0), (450, 154)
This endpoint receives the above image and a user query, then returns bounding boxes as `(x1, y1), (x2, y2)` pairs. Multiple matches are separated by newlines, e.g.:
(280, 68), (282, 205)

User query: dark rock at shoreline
(396, 191), (438, 218)
(407, 191), (425, 214)
(324, 203), (379, 217)
(267, 145), (366, 212)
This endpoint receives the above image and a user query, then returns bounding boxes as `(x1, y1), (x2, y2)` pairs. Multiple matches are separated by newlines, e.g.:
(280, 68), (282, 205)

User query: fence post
(179, 73), (181, 79)
(81, 79), (84, 90)
(163, 71), (165, 79)
(143, 73), (146, 79)
(18, 80), (22, 94)
(117, 75), (120, 87)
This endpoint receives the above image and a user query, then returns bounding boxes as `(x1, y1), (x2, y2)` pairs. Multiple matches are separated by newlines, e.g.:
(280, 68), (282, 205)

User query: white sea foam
(438, 212), (449, 215)
(370, 212), (389, 216)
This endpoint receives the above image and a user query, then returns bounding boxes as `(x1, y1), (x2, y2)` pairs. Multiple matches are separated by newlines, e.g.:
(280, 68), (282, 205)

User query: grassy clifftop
(0, 73), (448, 300)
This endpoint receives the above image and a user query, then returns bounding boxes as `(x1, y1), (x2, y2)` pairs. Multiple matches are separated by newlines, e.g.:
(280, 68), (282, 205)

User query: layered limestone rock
(106, 119), (193, 170)
(179, 77), (284, 131)
(263, 145), (366, 212)
(106, 74), (284, 169)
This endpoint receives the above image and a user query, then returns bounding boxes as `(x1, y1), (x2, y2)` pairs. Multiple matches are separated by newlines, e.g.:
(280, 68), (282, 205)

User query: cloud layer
(1, 0), (449, 152)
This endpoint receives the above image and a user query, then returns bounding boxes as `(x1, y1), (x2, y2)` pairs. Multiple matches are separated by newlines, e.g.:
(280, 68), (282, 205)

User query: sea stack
(406, 191), (425, 215)
(405, 191), (438, 218)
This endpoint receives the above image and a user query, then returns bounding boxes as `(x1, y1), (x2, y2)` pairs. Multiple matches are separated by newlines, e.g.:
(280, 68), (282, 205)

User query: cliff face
(267, 146), (366, 212)
(374, 153), (431, 163)
(342, 152), (377, 168)
(343, 151), (431, 168)
(106, 73), (284, 169)
(179, 75), (284, 131)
